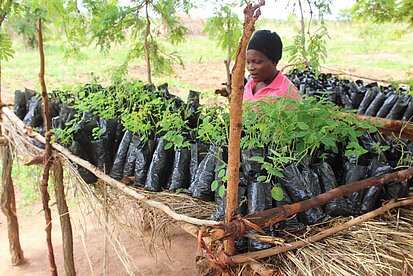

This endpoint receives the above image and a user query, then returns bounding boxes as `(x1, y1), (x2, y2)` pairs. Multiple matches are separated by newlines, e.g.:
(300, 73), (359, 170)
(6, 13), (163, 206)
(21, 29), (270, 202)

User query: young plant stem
(37, 18), (58, 276)
(225, 0), (265, 256)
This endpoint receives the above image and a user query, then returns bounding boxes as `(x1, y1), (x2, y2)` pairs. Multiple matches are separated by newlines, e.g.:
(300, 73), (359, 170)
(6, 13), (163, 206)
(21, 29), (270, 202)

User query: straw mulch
(260, 206), (413, 276)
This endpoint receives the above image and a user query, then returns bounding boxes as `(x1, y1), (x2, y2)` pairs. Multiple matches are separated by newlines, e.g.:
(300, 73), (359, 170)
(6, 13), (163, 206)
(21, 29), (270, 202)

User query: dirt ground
(0, 191), (199, 276)
(0, 59), (410, 276)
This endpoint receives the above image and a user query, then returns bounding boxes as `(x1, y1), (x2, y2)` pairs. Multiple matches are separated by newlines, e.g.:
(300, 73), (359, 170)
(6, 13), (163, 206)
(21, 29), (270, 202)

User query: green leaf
(0, 32), (15, 61)
(257, 175), (267, 182)
(249, 156), (265, 163)
(218, 185), (226, 198)
(164, 142), (174, 150)
(218, 169), (226, 178)
(271, 186), (284, 201)
(211, 180), (219, 192)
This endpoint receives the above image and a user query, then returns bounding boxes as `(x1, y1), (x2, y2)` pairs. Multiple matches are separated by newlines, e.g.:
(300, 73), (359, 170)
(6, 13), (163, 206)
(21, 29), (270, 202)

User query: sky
(189, 0), (357, 20)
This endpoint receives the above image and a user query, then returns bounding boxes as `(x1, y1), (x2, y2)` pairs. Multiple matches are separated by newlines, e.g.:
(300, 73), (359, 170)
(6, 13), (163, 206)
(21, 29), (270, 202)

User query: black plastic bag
(23, 97), (43, 128)
(299, 156), (322, 196)
(123, 135), (141, 178)
(189, 145), (219, 201)
(359, 159), (390, 214)
(402, 100), (413, 121)
(315, 162), (349, 217)
(68, 141), (97, 184)
(14, 90), (27, 120)
(58, 104), (76, 129)
(210, 184), (247, 222)
(384, 180), (410, 200)
(241, 148), (265, 182)
(89, 117), (117, 173)
(272, 182), (305, 232)
(111, 121), (126, 160)
(376, 93), (398, 118)
(166, 147), (191, 191)
(342, 161), (368, 215)
(247, 181), (272, 213)
(110, 131), (132, 180)
(338, 89), (353, 110)
(279, 163), (327, 225)
(189, 141), (209, 184)
(247, 180), (273, 252)
(350, 90), (365, 109)
(187, 90), (201, 129)
(364, 91), (386, 116)
(144, 138), (174, 192)
(357, 89), (377, 115)
(386, 97), (409, 120)
(24, 88), (37, 111)
(134, 138), (156, 187)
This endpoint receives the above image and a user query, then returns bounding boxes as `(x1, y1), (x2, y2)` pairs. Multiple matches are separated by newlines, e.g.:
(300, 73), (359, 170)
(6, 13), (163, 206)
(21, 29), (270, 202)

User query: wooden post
(224, 0), (265, 256)
(37, 18), (58, 275)
(53, 159), (76, 276)
(1, 142), (24, 265)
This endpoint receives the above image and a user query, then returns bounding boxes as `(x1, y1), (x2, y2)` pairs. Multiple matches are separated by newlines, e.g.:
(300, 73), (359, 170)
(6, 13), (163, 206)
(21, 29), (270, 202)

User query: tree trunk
(1, 142), (24, 265)
(225, 0), (265, 256)
(53, 159), (76, 276)
(144, 3), (152, 84)
(37, 18), (58, 276)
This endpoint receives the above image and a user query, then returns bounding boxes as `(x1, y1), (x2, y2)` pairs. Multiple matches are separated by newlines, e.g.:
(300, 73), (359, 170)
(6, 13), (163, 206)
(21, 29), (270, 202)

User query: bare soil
(0, 194), (198, 276)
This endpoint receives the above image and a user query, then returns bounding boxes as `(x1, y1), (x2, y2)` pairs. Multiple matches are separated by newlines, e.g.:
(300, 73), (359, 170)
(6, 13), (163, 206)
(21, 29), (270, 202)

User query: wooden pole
(37, 18), (58, 275)
(355, 114), (413, 141)
(225, 0), (265, 256)
(53, 159), (76, 276)
(1, 142), (24, 265)
(0, 2), (24, 266)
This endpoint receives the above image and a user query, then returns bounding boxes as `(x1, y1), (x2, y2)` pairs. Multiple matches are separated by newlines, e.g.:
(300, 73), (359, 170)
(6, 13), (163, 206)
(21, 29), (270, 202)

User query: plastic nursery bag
(314, 162), (349, 217)
(342, 160), (368, 215)
(68, 141), (97, 184)
(272, 182), (305, 232)
(189, 145), (220, 201)
(144, 138), (174, 192)
(122, 134), (141, 178)
(133, 138), (156, 187)
(280, 163), (327, 225)
(110, 130), (132, 180)
(166, 147), (191, 191)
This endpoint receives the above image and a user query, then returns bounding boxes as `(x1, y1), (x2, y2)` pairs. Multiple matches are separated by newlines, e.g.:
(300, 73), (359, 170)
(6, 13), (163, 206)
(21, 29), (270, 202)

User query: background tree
(0, 0), (24, 61)
(350, 0), (413, 27)
(203, 0), (242, 97)
(284, 0), (331, 73)
(86, 0), (192, 84)
(9, 2), (46, 48)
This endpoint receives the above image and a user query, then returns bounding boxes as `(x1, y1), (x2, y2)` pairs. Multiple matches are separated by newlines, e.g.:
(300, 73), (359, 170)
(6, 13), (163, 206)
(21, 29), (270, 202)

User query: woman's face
(246, 49), (277, 83)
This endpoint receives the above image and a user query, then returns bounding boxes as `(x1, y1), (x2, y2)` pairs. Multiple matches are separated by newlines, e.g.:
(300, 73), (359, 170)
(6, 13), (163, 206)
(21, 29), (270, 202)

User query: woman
(243, 30), (298, 102)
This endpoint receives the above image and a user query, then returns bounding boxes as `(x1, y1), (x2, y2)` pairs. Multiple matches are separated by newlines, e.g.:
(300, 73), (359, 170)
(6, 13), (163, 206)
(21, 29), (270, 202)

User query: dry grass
(268, 208), (413, 276)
